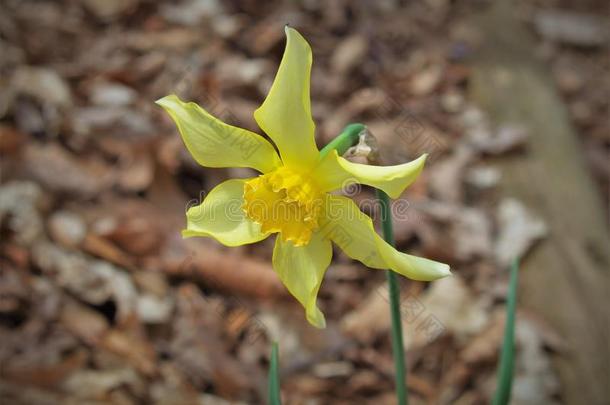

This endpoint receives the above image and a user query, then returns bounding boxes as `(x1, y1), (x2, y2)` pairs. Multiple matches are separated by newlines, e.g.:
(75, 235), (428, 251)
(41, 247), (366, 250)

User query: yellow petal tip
(307, 308), (326, 329)
(155, 94), (176, 105)
(439, 264), (452, 278)
(181, 228), (195, 239)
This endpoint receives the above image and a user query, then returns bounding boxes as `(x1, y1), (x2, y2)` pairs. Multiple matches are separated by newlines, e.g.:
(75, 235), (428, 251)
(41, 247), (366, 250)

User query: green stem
(492, 259), (519, 405)
(322, 124), (408, 404)
(268, 341), (281, 405)
(319, 123), (365, 158)
(377, 189), (408, 405)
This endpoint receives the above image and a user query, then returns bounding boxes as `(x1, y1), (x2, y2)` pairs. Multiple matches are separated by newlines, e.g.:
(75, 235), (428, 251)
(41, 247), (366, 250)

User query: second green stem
(377, 189), (408, 405)
(321, 124), (408, 405)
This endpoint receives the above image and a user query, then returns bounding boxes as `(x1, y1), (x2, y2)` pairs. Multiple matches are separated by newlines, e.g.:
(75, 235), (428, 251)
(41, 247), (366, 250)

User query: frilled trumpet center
(243, 167), (324, 246)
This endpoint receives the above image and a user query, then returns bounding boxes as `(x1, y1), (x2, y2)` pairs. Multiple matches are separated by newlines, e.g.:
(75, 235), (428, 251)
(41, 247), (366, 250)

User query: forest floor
(0, 1), (608, 404)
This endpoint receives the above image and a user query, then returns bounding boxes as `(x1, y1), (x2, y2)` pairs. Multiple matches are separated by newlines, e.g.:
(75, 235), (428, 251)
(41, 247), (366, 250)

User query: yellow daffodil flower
(157, 26), (450, 328)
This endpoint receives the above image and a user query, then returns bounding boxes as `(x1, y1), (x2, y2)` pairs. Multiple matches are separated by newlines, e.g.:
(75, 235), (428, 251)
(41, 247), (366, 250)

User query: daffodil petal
(183, 179), (269, 246)
(313, 150), (427, 199)
(321, 195), (450, 280)
(157, 94), (282, 173)
(272, 232), (332, 328)
(253, 26), (319, 170)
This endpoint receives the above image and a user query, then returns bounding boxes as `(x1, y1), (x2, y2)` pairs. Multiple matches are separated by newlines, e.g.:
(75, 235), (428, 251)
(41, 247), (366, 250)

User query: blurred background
(0, 0), (608, 404)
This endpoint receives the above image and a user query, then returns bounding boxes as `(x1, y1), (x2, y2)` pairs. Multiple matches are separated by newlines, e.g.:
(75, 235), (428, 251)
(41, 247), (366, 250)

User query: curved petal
(312, 150), (427, 199)
(253, 26), (319, 170)
(321, 195), (450, 280)
(272, 232), (332, 328)
(157, 94), (282, 173)
(183, 179), (269, 246)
